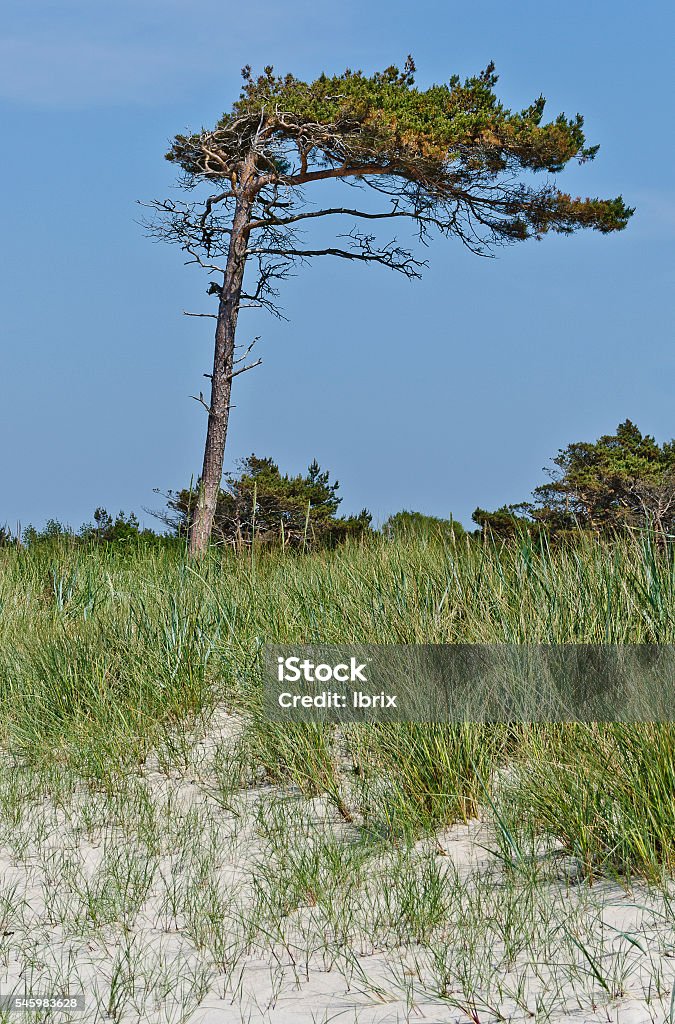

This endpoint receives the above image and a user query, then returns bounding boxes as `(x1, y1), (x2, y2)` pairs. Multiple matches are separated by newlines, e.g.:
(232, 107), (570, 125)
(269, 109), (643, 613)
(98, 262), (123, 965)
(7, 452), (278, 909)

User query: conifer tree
(147, 59), (633, 555)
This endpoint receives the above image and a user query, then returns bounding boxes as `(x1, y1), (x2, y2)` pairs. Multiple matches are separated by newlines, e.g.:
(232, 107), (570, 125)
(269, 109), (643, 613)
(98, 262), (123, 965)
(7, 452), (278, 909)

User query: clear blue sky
(2, 0), (673, 531)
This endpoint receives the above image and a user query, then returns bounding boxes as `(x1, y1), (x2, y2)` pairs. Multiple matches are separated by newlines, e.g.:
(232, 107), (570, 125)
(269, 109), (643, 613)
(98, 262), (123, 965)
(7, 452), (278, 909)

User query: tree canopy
(159, 455), (372, 549)
(534, 420), (675, 535)
(383, 509), (466, 542)
(165, 58), (632, 261)
(474, 421), (675, 540)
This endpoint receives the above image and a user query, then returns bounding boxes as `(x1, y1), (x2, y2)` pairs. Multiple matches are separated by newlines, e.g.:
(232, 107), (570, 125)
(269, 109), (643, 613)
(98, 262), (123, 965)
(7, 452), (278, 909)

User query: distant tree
(147, 58), (633, 556)
(474, 421), (675, 542)
(157, 455), (372, 549)
(472, 504), (546, 541)
(22, 519), (74, 546)
(21, 510), (161, 547)
(0, 525), (18, 547)
(383, 510), (465, 542)
(79, 508), (157, 543)
(533, 420), (675, 538)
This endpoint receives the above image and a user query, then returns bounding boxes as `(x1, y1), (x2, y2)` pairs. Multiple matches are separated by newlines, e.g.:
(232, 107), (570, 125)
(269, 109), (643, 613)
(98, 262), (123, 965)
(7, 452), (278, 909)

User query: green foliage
(162, 455), (372, 550)
(23, 510), (166, 549)
(383, 510), (465, 542)
(499, 723), (675, 879)
(533, 420), (675, 535)
(472, 505), (547, 541)
(22, 519), (75, 547)
(347, 722), (507, 833)
(167, 59), (632, 243)
(0, 525), (18, 548)
(80, 509), (149, 543)
(4, 531), (675, 875)
(474, 421), (675, 541)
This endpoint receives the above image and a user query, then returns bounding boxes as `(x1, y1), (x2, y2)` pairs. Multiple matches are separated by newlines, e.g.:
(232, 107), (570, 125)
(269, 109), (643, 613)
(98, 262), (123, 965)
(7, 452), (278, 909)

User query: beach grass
(2, 531), (675, 1019)
(1, 530), (675, 868)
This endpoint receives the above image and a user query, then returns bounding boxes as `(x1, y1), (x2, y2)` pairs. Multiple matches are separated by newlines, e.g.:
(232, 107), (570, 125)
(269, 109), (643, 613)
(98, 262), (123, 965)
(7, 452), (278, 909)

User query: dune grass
(3, 531), (675, 1018)
(1, 530), (675, 875)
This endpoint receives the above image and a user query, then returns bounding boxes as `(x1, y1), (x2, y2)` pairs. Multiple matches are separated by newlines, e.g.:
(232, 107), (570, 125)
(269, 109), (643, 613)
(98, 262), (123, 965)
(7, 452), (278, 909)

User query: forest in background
(5, 420), (675, 550)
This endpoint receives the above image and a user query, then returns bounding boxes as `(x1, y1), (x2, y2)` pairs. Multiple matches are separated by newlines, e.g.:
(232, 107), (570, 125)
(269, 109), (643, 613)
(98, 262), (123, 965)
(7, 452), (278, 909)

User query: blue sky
(2, 0), (673, 531)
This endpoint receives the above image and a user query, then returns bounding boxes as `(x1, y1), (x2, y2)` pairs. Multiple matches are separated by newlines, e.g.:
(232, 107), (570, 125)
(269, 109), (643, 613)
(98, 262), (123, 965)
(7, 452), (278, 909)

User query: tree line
(474, 420), (675, 542)
(4, 421), (675, 550)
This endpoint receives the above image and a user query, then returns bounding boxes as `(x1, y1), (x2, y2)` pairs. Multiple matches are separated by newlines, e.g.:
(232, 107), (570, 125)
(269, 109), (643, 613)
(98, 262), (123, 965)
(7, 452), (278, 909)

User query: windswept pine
(147, 60), (633, 555)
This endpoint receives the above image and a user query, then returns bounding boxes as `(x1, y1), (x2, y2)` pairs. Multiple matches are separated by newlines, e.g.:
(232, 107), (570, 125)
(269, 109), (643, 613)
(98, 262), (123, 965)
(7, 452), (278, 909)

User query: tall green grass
(496, 722), (675, 880)
(2, 531), (675, 872)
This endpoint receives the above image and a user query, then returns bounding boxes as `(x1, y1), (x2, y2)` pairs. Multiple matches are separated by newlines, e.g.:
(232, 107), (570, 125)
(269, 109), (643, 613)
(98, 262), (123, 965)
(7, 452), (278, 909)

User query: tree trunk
(188, 171), (255, 557)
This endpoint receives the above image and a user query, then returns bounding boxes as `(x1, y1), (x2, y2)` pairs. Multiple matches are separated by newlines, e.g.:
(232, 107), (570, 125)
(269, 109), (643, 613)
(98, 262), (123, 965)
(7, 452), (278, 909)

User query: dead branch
(190, 392), (211, 414)
(228, 358), (263, 380)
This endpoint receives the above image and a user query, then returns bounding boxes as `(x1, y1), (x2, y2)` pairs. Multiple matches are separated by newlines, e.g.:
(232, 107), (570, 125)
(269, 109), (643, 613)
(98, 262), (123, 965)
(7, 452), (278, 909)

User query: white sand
(0, 709), (673, 1023)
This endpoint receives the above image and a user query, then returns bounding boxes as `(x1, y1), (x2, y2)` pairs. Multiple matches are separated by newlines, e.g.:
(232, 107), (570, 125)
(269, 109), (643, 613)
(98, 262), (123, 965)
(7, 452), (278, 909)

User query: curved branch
(246, 238), (426, 278)
(249, 206), (434, 230)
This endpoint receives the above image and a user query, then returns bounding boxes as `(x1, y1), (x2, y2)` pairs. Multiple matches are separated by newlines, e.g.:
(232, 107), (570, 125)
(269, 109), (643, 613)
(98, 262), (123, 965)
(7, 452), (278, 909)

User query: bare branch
(228, 358), (262, 379)
(247, 229), (426, 278)
(190, 392), (211, 414)
(198, 189), (236, 230)
(234, 336), (261, 363)
(238, 253), (292, 319)
(249, 205), (435, 230)
(183, 250), (228, 274)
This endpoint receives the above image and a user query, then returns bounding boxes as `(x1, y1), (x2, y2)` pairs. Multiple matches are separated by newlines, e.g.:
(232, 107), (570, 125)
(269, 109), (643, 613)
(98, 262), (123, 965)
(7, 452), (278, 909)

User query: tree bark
(188, 165), (255, 557)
